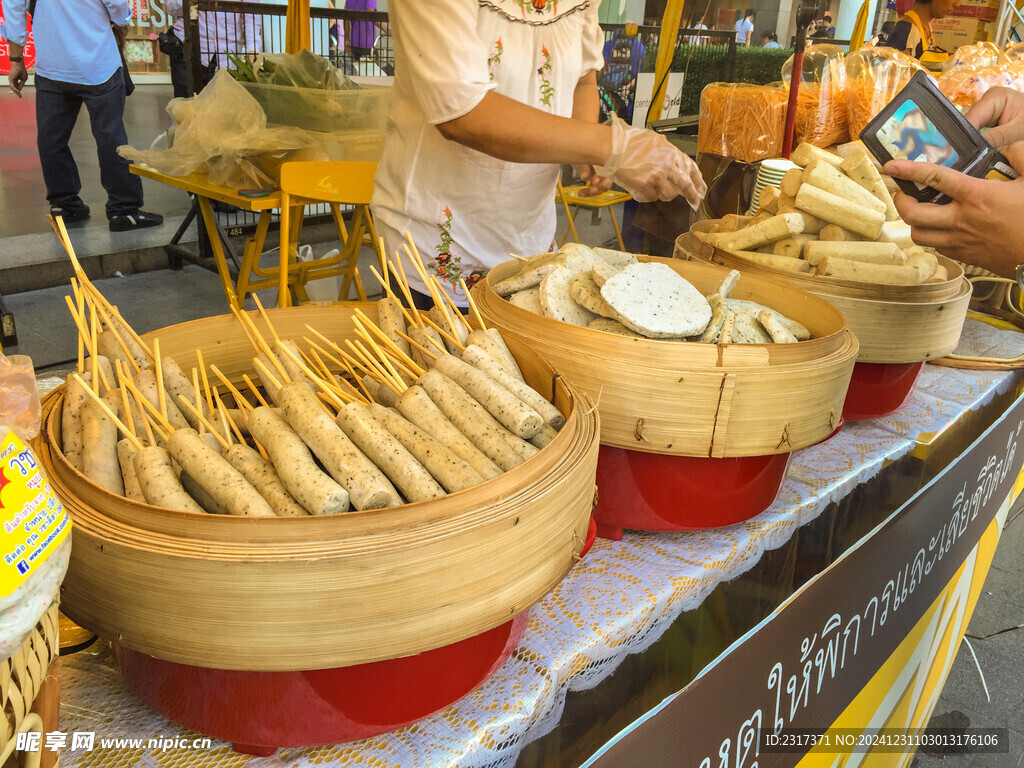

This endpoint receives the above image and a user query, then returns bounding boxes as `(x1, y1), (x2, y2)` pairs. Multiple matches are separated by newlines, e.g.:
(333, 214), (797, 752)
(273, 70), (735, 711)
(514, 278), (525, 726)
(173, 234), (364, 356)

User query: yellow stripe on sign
(796, 511), (1004, 767)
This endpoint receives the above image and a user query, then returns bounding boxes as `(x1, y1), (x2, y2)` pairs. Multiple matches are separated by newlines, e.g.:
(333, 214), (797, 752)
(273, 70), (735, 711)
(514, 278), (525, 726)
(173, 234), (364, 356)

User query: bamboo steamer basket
(0, 603), (59, 763)
(678, 221), (972, 363)
(38, 304), (600, 673)
(476, 256), (858, 459)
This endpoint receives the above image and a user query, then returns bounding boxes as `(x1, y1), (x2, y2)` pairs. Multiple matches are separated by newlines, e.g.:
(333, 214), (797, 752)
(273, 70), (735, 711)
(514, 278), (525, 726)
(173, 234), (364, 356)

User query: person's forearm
(437, 90), (612, 166)
(8, 41), (24, 57)
(572, 71), (600, 124)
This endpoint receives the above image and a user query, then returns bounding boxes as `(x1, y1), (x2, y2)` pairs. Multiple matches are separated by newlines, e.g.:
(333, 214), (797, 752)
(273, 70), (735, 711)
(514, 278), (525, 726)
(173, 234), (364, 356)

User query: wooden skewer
(388, 257), (421, 326)
(191, 367), (205, 434)
(509, 252), (529, 261)
(253, 357), (283, 392)
(304, 324), (345, 356)
(229, 305), (261, 353)
(242, 374), (270, 408)
(73, 282), (85, 372)
(121, 374), (175, 436)
(231, 305), (289, 382)
(459, 278), (487, 330)
(213, 387), (233, 445)
(64, 295), (91, 370)
(276, 342), (351, 408)
(396, 329), (439, 361)
(153, 338), (169, 423)
(196, 349), (215, 414)
(305, 338), (348, 372)
(426, 278), (462, 347)
(346, 340), (403, 394)
(251, 294), (282, 344)
(215, 391), (247, 447)
(115, 363), (138, 440)
(434, 276), (474, 334)
(92, 299), (141, 373)
(71, 374), (145, 452)
(368, 264), (416, 326)
(304, 348), (361, 402)
(118, 364), (156, 447)
(353, 328), (407, 387)
(210, 365), (254, 414)
(88, 304), (100, 392)
(179, 398), (231, 451)
(107, 304), (154, 361)
(331, 351), (373, 402)
(352, 310), (424, 375)
(421, 314), (464, 351)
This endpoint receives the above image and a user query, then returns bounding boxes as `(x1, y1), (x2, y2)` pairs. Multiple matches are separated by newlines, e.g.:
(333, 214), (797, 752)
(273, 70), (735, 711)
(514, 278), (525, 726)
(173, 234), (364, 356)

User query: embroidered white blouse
(370, 0), (606, 299)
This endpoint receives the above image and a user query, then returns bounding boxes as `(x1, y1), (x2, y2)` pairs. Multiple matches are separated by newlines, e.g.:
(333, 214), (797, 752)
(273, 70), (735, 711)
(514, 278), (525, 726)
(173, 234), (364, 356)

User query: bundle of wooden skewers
(50, 217), (565, 517)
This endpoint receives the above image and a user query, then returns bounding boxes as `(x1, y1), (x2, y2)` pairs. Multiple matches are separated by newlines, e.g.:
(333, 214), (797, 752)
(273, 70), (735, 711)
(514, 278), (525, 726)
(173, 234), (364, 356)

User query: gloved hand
(596, 114), (707, 208)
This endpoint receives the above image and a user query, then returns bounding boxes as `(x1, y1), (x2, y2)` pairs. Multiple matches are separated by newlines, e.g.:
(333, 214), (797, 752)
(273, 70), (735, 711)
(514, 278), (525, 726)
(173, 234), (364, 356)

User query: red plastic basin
(842, 361), (924, 422)
(112, 518), (597, 756)
(593, 447), (794, 539)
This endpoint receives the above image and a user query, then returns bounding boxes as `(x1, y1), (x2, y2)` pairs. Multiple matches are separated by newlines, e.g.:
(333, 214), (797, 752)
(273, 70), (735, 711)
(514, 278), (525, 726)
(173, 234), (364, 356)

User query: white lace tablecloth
(56, 319), (1024, 768)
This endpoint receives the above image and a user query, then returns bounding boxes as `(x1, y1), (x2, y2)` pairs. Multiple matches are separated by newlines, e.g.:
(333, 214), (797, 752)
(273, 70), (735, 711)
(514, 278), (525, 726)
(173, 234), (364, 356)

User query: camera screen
(877, 99), (960, 168)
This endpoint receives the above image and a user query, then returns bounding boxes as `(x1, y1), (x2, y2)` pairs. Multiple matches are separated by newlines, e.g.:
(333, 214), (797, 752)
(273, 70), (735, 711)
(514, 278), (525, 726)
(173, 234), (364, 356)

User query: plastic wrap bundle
(845, 47), (930, 138)
(782, 44), (850, 148)
(697, 82), (788, 162)
(941, 41), (1010, 74)
(939, 66), (1016, 109)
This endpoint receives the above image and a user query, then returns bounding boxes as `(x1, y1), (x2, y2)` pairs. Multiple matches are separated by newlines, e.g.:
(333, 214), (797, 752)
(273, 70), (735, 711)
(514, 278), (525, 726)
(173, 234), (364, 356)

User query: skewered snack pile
(696, 143), (947, 286)
(59, 238), (568, 517)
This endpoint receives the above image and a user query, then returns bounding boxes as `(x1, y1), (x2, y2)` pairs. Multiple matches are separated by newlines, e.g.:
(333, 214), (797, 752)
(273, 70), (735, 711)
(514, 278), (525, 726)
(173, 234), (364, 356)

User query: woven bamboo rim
(677, 222), (973, 364)
(0, 602), (58, 761)
(476, 256), (858, 458)
(37, 306), (600, 671)
(680, 220), (965, 303)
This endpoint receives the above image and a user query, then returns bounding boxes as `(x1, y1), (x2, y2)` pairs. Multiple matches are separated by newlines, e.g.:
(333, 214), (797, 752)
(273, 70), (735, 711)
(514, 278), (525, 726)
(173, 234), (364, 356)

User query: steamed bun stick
(704, 212), (805, 251)
(840, 150), (899, 221)
(794, 184), (885, 239)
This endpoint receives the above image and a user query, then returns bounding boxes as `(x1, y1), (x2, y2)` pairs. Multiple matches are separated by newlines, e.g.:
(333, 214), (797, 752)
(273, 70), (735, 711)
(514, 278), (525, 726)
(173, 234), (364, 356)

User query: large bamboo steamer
(475, 256), (859, 459)
(38, 305), (600, 672)
(678, 221), (972, 364)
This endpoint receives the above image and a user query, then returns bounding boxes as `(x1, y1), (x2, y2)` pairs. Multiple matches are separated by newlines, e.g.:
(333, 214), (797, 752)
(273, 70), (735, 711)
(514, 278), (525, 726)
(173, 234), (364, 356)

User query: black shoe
(50, 203), (91, 222)
(109, 211), (164, 232)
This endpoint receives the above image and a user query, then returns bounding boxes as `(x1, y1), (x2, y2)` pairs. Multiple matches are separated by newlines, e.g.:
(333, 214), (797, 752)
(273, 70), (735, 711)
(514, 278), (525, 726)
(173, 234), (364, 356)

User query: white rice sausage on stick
(134, 367), (189, 430)
(166, 428), (275, 517)
(704, 212), (805, 252)
(466, 329), (525, 382)
(278, 381), (401, 510)
(159, 356), (208, 430)
(794, 184), (885, 240)
(179, 470), (228, 515)
(428, 306), (465, 356)
(96, 332), (133, 374)
(133, 445), (205, 513)
(396, 385), (503, 480)
(223, 444), (309, 517)
(116, 438), (145, 502)
(81, 397), (123, 495)
(803, 241), (905, 267)
(417, 369), (530, 472)
(460, 344), (565, 430)
(247, 407), (349, 515)
(61, 371), (91, 471)
(839, 150), (899, 221)
(802, 160), (887, 215)
(529, 424), (559, 449)
(336, 402), (446, 502)
(377, 297), (412, 359)
(433, 355), (543, 439)
(816, 256), (922, 285)
(366, 403), (485, 493)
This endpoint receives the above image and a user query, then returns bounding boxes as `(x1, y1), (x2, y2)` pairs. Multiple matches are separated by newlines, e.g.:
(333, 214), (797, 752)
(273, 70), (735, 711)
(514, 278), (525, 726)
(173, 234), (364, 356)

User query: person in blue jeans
(3, 0), (163, 231)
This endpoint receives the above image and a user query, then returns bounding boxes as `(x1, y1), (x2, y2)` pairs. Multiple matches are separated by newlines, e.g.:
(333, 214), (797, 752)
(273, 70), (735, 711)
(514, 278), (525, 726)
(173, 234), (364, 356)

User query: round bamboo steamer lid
(38, 305), (600, 671)
(677, 222), (972, 364)
(475, 256), (859, 458)
(679, 220), (965, 303)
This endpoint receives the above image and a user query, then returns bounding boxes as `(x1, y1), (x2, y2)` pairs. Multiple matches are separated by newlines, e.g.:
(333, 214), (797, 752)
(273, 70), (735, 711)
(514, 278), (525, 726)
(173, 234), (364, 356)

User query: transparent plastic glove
(596, 114), (707, 208)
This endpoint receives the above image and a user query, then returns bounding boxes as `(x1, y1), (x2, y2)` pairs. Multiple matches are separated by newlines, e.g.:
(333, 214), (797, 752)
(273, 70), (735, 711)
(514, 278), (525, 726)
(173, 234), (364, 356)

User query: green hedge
(641, 44), (794, 116)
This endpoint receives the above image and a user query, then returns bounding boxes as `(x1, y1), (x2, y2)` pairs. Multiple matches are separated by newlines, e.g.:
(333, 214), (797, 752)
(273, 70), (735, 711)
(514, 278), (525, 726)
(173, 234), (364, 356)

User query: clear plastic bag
(782, 44), (850, 148)
(697, 82), (788, 162)
(0, 354), (40, 442)
(120, 70), (340, 189)
(938, 65), (1016, 109)
(941, 41), (1010, 74)
(845, 47), (931, 138)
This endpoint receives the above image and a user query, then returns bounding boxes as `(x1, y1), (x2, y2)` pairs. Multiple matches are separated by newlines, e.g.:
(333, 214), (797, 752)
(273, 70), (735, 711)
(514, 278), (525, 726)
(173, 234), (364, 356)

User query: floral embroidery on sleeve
(537, 45), (554, 107)
(487, 38), (504, 81)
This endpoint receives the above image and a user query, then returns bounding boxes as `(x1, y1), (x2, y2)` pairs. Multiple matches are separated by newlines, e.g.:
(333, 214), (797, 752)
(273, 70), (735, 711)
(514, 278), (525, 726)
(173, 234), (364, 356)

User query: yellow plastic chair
(242, 160), (379, 308)
(557, 177), (632, 251)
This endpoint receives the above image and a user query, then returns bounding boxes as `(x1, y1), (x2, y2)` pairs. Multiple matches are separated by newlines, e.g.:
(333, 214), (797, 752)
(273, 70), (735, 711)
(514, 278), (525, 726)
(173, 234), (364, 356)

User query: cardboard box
(949, 0), (1000, 22)
(931, 17), (991, 51)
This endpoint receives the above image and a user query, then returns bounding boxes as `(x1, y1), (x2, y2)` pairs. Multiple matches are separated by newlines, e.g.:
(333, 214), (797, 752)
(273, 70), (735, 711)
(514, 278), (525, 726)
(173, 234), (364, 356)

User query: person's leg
(81, 71), (144, 219)
(169, 54), (189, 99)
(34, 75), (89, 217)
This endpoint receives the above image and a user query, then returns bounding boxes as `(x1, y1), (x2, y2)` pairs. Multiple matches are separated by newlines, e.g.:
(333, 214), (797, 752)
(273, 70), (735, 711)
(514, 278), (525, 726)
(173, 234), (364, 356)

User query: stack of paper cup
(747, 158), (799, 215)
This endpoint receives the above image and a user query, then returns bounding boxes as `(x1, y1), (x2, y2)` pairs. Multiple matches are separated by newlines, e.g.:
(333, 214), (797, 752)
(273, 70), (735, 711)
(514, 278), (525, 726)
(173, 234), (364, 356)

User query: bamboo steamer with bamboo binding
(36, 304), (599, 673)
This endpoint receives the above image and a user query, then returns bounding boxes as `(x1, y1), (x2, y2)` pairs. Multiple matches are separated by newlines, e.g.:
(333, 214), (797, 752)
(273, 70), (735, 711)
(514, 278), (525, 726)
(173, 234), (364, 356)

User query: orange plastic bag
(845, 47), (930, 139)
(697, 82), (788, 162)
(782, 44), (849, 148)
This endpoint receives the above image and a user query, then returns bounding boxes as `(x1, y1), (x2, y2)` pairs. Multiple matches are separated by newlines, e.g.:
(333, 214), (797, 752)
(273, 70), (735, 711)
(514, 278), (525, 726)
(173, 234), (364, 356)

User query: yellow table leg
(609, 206), (626, 251)
(236, 212), (271, 307)
(197, 197), (241, 311)
(278, 200), (292, 308)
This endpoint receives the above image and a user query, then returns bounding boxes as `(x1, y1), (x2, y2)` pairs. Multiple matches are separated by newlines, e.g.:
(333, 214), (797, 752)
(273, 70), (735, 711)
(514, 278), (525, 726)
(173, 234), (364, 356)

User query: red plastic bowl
(112, 518), (597, 756)
(842, 361), (924, 422)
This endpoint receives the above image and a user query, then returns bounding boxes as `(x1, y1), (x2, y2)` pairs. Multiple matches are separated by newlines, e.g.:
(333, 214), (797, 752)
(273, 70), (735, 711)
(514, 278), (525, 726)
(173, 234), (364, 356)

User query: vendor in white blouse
(370, 0), (706, 305)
